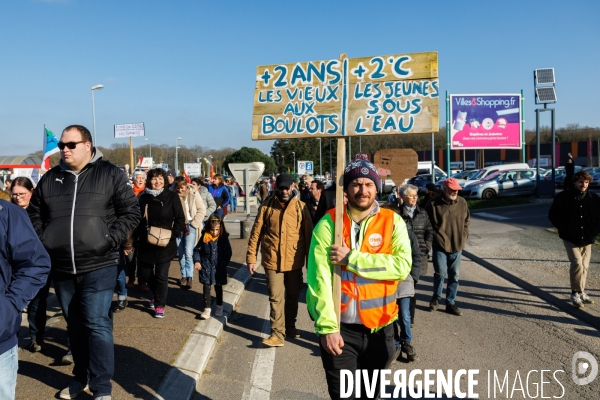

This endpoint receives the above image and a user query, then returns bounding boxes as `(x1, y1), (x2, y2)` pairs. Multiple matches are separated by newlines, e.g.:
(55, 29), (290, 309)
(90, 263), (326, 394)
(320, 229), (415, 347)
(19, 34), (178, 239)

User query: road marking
(242, 299), (275, 400)
(473, 212), (509, 220)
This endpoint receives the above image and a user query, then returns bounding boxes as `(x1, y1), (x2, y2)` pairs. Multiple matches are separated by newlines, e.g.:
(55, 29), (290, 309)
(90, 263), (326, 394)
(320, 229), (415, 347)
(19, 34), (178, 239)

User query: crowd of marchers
(1, 126), (598, 400)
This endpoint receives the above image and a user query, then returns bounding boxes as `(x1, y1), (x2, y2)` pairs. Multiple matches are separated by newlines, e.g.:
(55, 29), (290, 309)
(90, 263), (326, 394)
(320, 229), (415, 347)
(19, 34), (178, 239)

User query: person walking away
(28, 125), (140, 400)
(307, 156), (412, 399)
(0, 197), (51, 400)
(227, 179), (239, 213)
(246, 173), (313, 346)
(173, 179), (206, 289)
(208, 174), (230, 218)
(194, 216), (232, 319)
(136, 168), (185, 319)
(191, 178), (217, 220)
(549, 169), (600, 308)
(426, 177), (470, 316)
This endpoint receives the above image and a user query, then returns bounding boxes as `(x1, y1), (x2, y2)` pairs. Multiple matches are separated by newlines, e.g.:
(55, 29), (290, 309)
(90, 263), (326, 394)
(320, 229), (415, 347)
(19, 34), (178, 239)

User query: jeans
(320, 323), (395, 400)
(398, 297), (412, 343)
(0, 344), (18, 400)
(28, 278), (52, 341)
(177, 224), (196, 279)
(138, 261), (170, 308)
(264, 268), (303, 341)
(214, 208), (223, 218)
(432, 249), (462, 305)
(115, 250), (128, 301)
(53, 266), (117, 397)
(230, 197), (237, 212)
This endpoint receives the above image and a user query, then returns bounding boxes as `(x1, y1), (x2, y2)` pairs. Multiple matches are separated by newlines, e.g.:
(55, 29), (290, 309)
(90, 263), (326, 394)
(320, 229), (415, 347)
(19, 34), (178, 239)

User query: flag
(182, 169), (191, 184)
(42, 125), (60, 172)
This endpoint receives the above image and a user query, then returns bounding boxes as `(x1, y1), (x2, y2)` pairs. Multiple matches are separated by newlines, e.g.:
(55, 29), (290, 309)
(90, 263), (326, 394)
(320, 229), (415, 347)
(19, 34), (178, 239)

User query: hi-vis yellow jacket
(306, 204), (412, 335)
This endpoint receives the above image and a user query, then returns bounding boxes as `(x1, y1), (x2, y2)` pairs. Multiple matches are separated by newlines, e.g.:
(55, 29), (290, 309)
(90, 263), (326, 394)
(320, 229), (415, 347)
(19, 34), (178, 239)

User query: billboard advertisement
(297, 161), (314, 175)
(450, 94), (521, 150)
(114, 123), (145, 138)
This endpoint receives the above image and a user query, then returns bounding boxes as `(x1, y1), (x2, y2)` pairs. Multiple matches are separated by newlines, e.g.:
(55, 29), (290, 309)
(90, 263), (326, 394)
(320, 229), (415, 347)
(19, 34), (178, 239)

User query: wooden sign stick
(333, 137), (345, 327)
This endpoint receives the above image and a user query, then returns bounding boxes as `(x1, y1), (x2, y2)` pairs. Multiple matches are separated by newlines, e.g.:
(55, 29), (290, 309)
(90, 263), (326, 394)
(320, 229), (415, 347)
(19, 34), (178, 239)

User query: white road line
(242, 300), (275, 400)
(473, 212), (510, 220)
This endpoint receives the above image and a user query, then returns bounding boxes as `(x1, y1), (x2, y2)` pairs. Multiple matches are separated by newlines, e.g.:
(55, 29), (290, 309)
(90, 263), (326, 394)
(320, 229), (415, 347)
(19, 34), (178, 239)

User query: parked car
(460, 169), (538, 200)
(554, 166), (583, 186)
(435, 169), (478, 191)
(409, 170), (446, 194)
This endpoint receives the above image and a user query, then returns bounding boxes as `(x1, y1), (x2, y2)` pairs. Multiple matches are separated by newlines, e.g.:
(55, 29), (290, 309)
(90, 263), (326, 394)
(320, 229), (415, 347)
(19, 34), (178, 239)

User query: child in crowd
(193, 215), (232, 319)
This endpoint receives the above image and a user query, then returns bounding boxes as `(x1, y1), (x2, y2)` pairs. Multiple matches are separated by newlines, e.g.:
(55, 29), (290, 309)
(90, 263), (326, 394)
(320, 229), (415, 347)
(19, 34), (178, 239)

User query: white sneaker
(571, 293), (584, 308)
(215, 305), (223, 317)
(200, 308), (211, 320)
(581, 292), (595, 304)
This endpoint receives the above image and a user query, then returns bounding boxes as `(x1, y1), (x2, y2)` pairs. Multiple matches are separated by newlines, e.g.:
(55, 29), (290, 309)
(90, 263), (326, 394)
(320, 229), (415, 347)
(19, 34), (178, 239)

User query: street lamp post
(91, 84), (104, 146)
(175, 137), (182, 175)
(282, 155), (285, 172)
(319, 138), (322, 176)
(292, 152), (295, 174)
(145, 138), (151, 158)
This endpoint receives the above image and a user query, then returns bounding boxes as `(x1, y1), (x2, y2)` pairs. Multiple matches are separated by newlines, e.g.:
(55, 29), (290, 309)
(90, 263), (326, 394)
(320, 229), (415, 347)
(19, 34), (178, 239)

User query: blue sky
(1, 0), (598, 156)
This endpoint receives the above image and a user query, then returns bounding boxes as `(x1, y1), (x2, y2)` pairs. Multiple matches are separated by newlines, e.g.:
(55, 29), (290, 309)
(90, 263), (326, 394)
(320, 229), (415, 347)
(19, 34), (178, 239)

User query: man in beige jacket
(247, 173), (313, 347)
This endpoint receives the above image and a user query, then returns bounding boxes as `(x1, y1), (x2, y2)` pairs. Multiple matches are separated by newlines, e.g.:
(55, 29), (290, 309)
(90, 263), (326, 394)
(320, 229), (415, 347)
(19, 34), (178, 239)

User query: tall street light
(91, 84), (104, 147)
(175, 137), (182, 175)
(292, 151), (295, 174)
(318, 138), (322, 177)
(145, 138), (152, 158)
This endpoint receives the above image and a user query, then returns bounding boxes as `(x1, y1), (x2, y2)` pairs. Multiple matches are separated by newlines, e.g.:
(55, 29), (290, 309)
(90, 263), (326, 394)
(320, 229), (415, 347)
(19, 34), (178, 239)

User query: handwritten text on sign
(252, 52), (438, 140)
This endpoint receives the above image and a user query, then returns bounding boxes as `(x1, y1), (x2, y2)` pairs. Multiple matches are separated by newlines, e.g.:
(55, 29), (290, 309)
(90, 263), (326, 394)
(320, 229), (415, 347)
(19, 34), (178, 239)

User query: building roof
(0, 155), (43, 165)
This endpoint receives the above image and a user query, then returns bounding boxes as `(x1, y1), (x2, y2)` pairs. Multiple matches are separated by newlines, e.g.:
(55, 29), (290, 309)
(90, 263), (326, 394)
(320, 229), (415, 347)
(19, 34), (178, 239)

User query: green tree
(223, 147), (276, 175)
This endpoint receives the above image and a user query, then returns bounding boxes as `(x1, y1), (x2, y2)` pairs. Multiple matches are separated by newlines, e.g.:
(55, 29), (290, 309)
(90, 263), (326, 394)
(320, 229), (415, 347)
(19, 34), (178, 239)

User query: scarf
(203, 232), (219, 243)
(145, 188), (164, 197)
(404, 204), (416, 219)
(133, 184), (145, 196)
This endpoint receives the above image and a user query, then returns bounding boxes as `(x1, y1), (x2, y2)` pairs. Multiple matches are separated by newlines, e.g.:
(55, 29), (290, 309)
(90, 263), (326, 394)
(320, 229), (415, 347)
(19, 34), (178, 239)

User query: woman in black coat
(136, 168), (185, 318)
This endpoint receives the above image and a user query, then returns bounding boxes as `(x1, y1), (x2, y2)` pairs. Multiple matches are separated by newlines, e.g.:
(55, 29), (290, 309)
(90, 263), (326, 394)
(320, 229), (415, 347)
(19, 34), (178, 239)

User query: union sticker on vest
(368, 233), (383, 249)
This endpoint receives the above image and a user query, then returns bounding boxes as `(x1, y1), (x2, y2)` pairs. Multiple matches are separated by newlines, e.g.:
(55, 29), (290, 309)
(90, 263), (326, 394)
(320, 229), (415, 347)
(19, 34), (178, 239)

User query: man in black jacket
(29, 125), (140, 400)
(549, 169), (600, 308)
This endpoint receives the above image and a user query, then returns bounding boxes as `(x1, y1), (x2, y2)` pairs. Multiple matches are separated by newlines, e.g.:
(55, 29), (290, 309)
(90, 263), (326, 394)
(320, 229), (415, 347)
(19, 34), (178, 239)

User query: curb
(151, 264), (252, 400)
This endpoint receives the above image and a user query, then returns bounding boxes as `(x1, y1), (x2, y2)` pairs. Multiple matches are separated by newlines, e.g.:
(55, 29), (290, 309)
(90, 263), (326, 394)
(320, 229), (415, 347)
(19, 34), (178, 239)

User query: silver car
(460, 169), (538, 200)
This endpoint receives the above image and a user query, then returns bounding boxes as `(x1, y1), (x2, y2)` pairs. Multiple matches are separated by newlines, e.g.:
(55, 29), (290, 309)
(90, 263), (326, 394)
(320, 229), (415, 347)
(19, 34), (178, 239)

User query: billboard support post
(445, 91), (451, 176)
(129, 137), (134, 175)
(521, 89), (525, 163)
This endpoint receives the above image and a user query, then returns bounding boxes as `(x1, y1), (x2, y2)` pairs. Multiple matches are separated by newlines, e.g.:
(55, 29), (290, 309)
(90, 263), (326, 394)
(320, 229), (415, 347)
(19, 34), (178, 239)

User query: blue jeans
(53, 266), (117, 397)
(230, 197), (237, 212)
(115, 250), (128, 301)
(432, 249), (462, 305)
(399, 297), (412, 343)
(177, 224), (196, 279)
(0, 344), (17, 400)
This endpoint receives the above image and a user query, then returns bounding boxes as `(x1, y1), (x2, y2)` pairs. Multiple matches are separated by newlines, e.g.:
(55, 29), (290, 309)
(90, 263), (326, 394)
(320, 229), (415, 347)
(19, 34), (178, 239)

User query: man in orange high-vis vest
(307, 155), (412, 400)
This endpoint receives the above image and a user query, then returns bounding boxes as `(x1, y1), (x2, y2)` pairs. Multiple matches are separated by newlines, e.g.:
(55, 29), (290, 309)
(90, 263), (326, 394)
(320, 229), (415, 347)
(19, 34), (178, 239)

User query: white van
(416, 162), (447, 180)
(468, 163), (530, 182)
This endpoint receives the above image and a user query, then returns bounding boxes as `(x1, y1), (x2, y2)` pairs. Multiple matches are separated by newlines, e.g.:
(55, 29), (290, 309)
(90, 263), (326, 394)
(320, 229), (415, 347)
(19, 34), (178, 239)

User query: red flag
(183, 170), (191, 184)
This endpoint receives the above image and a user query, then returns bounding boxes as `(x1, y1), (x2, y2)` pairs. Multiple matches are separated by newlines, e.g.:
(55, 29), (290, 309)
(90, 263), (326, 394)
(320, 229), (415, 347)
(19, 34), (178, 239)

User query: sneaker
(154, 307), (165, 318)
(445, 303), (463, 316)
(28, 338), (42, 352)
(62, 350), (74, 365)
(59, 380), (88, 399)
(429, 297), (439, 311)
(571, 292), (584, 308)
(148, 297), (155, 310)
(112, 299), (128, 313)
(94, 396), (112, 400)
(126, 277), (135, 288)
(262, 335), (284, 347)
(215, 305), (224, 317)
(581, 292), (595, 304)
(140, 283), (150, 292)
(401, 342), (419, 362)
(200, 308), (211, 320)
(286, 327), (300, 338)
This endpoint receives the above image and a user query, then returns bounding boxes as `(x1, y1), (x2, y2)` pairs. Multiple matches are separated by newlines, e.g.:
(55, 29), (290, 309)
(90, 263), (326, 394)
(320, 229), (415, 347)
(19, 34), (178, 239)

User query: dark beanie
(343, 156), (380, 192)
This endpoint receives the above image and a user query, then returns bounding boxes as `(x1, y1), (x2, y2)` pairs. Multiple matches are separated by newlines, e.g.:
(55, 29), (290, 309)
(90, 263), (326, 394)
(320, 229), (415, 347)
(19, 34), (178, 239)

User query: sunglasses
(58, 140), (85, 150)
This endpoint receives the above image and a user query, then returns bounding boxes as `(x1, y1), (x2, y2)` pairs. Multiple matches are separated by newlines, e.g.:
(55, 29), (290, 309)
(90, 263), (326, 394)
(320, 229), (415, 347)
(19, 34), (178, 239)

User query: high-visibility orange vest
(326, 208), (399, 329)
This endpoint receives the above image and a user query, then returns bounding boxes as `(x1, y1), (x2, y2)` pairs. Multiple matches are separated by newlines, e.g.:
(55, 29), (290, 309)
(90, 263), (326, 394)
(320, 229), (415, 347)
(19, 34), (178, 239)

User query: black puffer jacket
(136, 189), (186, 265)
(549, 188), (600, 246)
(397, 204), (433, 257)
(29, 151), (140, 274)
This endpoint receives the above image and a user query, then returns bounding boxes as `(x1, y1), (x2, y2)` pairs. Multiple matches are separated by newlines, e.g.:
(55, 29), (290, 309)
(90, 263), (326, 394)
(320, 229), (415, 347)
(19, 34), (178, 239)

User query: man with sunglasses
(28, 125), (140, 400)
(246, 173), (313, 347)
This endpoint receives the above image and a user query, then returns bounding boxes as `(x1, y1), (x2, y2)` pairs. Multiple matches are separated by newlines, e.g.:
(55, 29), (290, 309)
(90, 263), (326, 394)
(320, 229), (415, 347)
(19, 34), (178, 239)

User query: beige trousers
(264, 268), (303, 341)
(562, 240), (592, 292)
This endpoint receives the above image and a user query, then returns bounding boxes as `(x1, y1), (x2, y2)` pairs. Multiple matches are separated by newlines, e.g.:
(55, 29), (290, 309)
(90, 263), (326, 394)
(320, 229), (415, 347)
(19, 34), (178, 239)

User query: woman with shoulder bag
(136, 168), (185, 318)
(173, 178), (206, 289)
